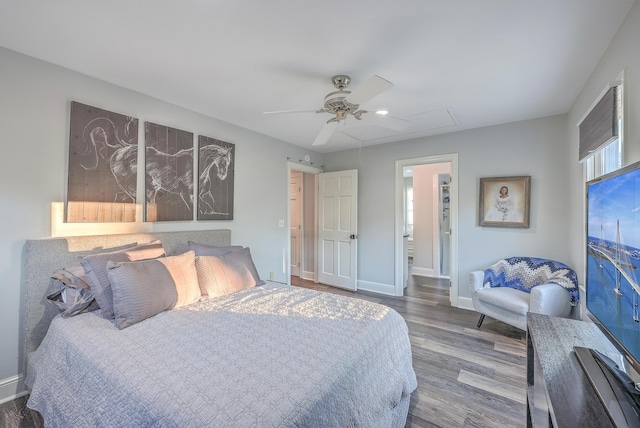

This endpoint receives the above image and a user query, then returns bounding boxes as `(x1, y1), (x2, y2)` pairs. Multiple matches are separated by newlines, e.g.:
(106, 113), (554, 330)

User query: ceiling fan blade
(312, 122), (339, 146)
(345, 75), (393, 105)
(262, 109), (320, 115)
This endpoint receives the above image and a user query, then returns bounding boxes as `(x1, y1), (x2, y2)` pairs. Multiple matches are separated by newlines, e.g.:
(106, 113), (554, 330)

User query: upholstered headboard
(22, 229), (231, 368)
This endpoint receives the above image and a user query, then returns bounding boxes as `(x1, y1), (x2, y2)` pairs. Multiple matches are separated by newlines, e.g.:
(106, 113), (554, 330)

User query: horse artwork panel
(145, 122), (194, 222)
(67, 102), (234, 223)
(67, 101), (139, 222)
(198, 136), (234, 220)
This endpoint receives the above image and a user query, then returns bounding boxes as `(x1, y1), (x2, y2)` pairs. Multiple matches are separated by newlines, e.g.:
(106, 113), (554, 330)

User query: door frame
(290, 170), (303, 277)
(394, 154), (459, 303)
(286, 161), (322, 285)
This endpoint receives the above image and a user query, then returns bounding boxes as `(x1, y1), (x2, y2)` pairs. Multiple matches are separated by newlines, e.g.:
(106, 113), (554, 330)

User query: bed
(22, 230), (417, 427)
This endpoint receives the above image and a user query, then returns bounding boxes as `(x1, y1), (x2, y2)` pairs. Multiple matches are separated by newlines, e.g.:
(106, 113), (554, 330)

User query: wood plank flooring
(0, 395), (42, 428)
(292, 273), (527, 427)
(1, 272), (526, 428)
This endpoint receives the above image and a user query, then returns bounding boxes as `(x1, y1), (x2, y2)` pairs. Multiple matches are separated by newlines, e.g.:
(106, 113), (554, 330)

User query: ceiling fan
(264, 74), (402, 146)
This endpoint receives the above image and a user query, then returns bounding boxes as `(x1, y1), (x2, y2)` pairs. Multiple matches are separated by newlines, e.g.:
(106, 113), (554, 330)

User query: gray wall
(0, 46), (324, 399)
(321, 0), (640, 314)
(566, 0), (640, 278)
(323, 115), (573, 298)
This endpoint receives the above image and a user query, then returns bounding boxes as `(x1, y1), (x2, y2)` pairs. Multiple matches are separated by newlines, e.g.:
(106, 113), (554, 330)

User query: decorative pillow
(78, 241), (166, 319)
(106, 251), (201, 329)
(46, 267), (99, 318)
(187, 241), (243, 257)
(195, 247), (264, 298)
(51, 265), (91, 290)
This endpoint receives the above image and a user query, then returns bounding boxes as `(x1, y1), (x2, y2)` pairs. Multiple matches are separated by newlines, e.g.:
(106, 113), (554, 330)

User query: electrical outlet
(269, 272), (274, 281)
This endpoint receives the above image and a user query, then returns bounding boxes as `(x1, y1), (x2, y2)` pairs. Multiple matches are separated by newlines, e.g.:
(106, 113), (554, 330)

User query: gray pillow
(107, 251), (201, 329)
(46, 266), (99, 317)
(195, 247), (264, 298)
(187, 241), (243, 257)
(51, 266), (91, 289)
(78, 241), (165, 319)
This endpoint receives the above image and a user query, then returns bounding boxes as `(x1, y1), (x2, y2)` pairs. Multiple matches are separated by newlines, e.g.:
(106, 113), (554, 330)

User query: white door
(290, 171), (303, 277)
(318, 170), (358, 291)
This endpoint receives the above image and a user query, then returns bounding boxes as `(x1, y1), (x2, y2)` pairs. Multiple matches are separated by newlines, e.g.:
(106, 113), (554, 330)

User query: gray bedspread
(25, 283), (417, 427)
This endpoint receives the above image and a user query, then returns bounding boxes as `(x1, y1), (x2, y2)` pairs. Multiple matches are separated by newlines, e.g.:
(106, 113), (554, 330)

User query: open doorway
(287, 162), (321, 284)
(405, 164), (451, 279)
(395, 154), (458, 304)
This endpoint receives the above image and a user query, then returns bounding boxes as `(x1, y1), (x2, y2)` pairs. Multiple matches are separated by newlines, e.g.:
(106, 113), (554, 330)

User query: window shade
(579, 86), (618, 161)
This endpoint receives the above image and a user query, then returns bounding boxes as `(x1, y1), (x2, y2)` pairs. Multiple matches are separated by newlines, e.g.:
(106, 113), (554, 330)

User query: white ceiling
(0, 0), (634, 153)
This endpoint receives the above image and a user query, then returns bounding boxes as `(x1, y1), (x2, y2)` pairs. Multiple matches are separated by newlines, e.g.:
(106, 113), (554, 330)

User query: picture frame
(478, 176), (531, 228)
(144, 122), (194, 222)
(197, 135), (235, 220)
(67, 101), (139, 223)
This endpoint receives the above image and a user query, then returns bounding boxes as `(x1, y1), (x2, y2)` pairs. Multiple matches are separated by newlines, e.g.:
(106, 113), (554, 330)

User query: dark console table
(527, 313), (620, 427)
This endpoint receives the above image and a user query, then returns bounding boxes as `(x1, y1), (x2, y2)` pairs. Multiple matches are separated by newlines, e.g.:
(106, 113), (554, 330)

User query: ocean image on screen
(587, 166), (640, 363)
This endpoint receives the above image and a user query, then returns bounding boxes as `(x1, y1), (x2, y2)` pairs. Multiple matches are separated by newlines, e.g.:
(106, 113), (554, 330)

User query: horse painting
(78, 116), (139, 204)
(198, 139), (234, 219)
(74, 111), (234, 221)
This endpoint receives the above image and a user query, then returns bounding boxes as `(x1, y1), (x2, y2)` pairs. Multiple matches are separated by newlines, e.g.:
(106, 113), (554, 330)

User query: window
(582, 76), (623, 181)
(584, 138), (622, 181)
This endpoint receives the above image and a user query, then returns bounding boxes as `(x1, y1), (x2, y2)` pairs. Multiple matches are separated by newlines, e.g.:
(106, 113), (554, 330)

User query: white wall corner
(0, 374), (27, 405)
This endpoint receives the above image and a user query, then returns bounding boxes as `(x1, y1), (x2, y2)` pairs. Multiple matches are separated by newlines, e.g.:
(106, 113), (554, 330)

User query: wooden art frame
(67, 101), (237, 223)
(66, 101), (139, 223)
(478, 176), (531, 228)
(197, 136), (234, 220)
(144, 122), (194, 222)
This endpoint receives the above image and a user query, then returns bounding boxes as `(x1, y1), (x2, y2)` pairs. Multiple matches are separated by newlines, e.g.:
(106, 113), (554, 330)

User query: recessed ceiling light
(376, 110), (389, 115)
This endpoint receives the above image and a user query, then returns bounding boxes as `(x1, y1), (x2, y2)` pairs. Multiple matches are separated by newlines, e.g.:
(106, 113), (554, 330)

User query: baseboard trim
(411, 267), (434, 277)
(0, 374), (27, 405)
(456, 296), (474, 311)
(358, 279), (398, 296)
(301, 271), (316, 281)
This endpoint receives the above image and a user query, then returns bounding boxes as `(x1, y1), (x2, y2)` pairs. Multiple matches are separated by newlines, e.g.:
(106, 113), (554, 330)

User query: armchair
(469, 257), (579, 331)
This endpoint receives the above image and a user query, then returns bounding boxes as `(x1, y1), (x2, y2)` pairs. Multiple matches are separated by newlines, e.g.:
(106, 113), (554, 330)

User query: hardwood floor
(292, 273), (527, 427)
(0, 395), (42, 428)
(1, 273), (526, 427)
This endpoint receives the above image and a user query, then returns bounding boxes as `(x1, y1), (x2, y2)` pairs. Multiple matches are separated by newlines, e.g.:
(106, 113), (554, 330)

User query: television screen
(587, 161), (640, 370)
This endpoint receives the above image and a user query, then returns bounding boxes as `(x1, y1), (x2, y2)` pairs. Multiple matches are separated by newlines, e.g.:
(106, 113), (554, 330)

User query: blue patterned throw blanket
(483, 257), (579, 306)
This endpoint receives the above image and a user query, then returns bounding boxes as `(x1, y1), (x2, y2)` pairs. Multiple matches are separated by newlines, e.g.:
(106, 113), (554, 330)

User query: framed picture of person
(478, 176), (531, 228)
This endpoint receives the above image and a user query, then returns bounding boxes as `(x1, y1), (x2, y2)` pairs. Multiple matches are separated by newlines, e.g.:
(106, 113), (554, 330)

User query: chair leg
(477, 314), (485, 328)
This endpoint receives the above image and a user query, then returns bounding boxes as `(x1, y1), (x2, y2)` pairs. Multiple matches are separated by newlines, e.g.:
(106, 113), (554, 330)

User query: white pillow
(195, 247), (264, 298)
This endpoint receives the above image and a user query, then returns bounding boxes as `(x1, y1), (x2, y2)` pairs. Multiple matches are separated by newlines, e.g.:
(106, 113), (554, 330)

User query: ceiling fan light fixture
(323, 88), (361, 123)
(264, 74), (394, 146)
